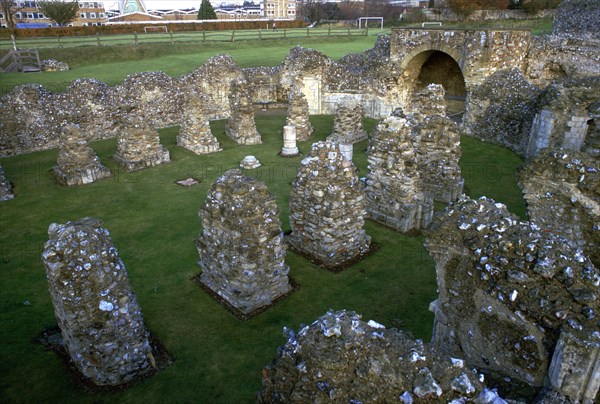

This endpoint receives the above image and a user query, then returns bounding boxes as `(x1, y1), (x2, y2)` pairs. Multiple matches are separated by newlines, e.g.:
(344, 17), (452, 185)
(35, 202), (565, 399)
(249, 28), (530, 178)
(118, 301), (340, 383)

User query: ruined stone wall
(426, 196), (599, 389)
(519, 149), (600, 268)
(552, 0), (600, 40)
(259, 309), (503, 403)
(196, 169), (291, 314)
(176, 92), (221, 155)
(0, 164), (14, 201)
(463, 69), (541, 156)
(41, 218), (153, 386)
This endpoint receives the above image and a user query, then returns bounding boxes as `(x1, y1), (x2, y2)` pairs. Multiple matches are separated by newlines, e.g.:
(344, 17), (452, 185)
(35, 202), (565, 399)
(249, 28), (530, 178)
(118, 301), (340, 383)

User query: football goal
(357, 17), (383, 29)
(144, 25), (168, 33)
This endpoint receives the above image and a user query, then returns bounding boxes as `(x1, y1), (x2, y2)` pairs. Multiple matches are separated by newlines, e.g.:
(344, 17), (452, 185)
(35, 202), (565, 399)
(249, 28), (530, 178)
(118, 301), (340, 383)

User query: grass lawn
(0, 112), (525, 402)
(0, 34), (385, 96)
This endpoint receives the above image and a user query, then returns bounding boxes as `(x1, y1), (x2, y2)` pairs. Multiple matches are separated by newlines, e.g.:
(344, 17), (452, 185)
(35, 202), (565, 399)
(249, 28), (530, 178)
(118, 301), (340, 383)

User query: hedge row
(0, 20), (306, 38)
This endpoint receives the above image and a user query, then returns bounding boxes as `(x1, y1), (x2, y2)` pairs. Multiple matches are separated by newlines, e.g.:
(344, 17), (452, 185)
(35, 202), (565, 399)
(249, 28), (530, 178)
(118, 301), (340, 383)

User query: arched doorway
(403, 50), (467, 119)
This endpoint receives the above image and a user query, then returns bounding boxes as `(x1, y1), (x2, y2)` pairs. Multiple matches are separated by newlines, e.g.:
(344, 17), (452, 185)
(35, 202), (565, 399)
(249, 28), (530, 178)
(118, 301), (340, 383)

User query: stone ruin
(0, 163), (14, 201)
(113, 113), (170, 172)
(40, 59), (69, 72)
(327, 102), (368, 144)
(41, 217), (154, 386)
(287, 142), (371, 269)
(552, 0), (600, 41)
(519, 149), (600, 269)
(365, 115), (433, 234)
(225, 79), (262, 145)
(285, 86), (313, 142)
(410, 85), (464, 203)
(425, 196), (599, 401)
(259, 309), (504, 403)
(196, 169), (291, 315)
(53, 124), (112, 186)
(176, 92), (221, 155)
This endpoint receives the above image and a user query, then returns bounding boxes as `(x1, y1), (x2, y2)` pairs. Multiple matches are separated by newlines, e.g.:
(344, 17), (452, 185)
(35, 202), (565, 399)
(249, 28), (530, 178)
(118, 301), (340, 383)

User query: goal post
(144, 25), (168, 33)
(357, 17), (383, 29)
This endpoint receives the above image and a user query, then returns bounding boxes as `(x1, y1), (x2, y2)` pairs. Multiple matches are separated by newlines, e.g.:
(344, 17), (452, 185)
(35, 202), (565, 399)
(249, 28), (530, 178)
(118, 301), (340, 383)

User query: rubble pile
(365, 116), (433, 233)
(53, 124), (111, 186)
(0, 164), (14, 201)
(426, 196), (600, 396)
(176, 92), (221, 155)
(113, 113), (170, 172)
(225, 80), (262, 145)
(519, 149), (600, 268)
(40, 59), (69, 72)
(285, 87), (313, 142)
(287, 142), (371, 269)
(259, 309), (502, 403)
(196, 169), (291, 315)
(327, 103), (368, 144)
(409, 85), (464, 203)
(41, 218), (154, 386)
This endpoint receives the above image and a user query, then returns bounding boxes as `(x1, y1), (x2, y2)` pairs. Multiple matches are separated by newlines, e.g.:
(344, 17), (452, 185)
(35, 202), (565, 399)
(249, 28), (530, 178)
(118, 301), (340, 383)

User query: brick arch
(399, 43), (463, 72)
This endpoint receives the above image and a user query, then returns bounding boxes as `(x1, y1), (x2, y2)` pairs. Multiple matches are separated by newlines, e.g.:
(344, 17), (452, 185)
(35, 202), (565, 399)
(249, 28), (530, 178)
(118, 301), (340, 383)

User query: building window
(99, 12), (105, 18)
(90, 12), (96, 18)
(80, 13), (86, 19)
(0, 13), (4, 19)
(15, 12), (22, 19)
(27, 12), (34, 19)
(38, 13), (45, 19)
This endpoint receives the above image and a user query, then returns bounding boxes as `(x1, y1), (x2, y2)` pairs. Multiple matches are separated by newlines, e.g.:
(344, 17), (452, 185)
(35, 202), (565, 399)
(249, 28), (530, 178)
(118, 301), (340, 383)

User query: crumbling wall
(519, 149), (600, 268)
(287, 142), (371, 269)
(463, 69), (541, 156)
(365, 115), (433, 233)
(113, 113), (170, 172)
(179, 54), (244, 120)
(114, 72), (183, 128)
(426, 196), (600, 389)
(327, 103), (368, 144)
(53, 124), (112, 186)
(41, 218), (154, 386)
(196, 169), (291, 315)
(225, 79), (262, 145)
(176, 92), (221, 155)
(552, 0), (600, 40)
(259, 309), (504, 403)
(526, 76), (600, 157)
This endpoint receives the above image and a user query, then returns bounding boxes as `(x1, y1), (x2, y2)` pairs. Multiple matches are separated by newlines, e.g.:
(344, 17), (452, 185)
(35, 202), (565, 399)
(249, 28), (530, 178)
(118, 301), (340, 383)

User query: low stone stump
(327, 103), (368, 144)
(287, 141), (371, 270)
(0, 164), (15, 201)
(280, 125), (299, 157)
(196, 169), (292, 316)
(225, 80), (262, 145)
(41, 218), (154, 386)
(366, 116), (433, 233)
(113, 114), (170, 172)
(41, 59), (69, 72)
(53, 124), (111, 186)
(176, 92), (221, 155)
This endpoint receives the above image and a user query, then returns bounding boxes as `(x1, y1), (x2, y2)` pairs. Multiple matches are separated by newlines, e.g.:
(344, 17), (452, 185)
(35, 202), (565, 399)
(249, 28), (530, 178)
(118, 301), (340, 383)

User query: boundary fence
(0, 27), (384, 50)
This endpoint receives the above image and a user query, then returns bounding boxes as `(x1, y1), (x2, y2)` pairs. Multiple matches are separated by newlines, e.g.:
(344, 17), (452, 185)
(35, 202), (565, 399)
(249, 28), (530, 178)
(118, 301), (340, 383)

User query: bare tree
(0, 0), (22, 30)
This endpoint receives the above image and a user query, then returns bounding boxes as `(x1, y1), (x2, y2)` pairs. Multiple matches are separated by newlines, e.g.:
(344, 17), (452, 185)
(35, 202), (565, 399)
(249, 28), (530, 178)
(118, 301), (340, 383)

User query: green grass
(0, 34), (385, 96)
(0, 113), (525, 402)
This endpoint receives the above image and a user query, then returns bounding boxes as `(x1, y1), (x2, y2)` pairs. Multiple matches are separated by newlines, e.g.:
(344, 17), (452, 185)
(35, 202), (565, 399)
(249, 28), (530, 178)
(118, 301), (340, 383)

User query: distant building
(0, 1), (107, 28)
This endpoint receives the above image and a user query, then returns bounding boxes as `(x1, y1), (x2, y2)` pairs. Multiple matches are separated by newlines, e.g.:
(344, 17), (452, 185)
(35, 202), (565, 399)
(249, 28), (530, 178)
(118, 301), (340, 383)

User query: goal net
(144, 25), (168, 33)
(357, 17), (383, 29)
